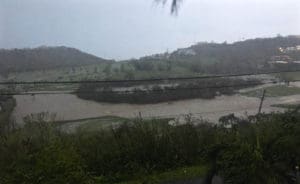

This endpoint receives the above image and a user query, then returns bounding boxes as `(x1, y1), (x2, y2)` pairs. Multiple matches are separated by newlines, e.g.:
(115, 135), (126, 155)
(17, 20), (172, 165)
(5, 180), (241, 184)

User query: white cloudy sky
(1, 0), (300, 60)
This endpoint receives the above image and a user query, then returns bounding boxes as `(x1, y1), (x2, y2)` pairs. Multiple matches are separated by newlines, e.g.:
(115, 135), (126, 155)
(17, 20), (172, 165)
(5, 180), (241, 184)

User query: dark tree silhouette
(157, 0), (181, 14)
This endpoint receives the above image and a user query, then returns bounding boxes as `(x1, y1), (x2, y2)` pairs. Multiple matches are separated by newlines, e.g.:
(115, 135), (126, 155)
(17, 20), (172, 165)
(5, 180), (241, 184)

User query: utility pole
(255, 89), (266, 151)
(296, 165), (299, 184)
(258, 89), (266, 114)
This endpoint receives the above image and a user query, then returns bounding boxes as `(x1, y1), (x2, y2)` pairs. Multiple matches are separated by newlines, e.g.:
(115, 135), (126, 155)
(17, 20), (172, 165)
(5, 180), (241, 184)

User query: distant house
(282, 45), (300, 53)
(270, 55), (292, 63)
(268, 55), (294, 67)
(278, 47), (284, 53)
(286, 47), (296, 52)
(270, 61), (289, 64)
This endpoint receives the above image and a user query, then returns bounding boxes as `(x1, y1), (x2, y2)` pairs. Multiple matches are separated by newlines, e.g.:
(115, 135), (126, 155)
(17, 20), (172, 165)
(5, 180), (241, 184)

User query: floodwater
(12, 91), (300, 124)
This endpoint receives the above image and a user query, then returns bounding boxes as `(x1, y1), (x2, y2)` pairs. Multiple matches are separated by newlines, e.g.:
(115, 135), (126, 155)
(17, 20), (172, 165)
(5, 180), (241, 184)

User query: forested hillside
(0, 46), (112, 75)
(137, 35), (300, 74)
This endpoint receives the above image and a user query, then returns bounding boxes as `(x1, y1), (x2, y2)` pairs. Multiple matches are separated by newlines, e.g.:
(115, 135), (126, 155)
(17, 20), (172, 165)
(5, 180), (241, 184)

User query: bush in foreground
(0, 110), (299, 183)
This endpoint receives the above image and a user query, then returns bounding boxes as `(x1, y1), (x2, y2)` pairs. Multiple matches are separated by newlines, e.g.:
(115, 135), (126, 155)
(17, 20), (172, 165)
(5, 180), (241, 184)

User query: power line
(0, 69), (300, 85)
(1, 79), (299, 96)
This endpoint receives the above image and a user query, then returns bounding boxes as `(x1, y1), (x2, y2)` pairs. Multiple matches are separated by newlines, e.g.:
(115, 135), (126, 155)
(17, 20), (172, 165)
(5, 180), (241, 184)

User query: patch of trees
(76, 78), (261, 104)
(0, 110), (299, 183)
(132, 60), (155, 71)
(0, 96), (16, 135)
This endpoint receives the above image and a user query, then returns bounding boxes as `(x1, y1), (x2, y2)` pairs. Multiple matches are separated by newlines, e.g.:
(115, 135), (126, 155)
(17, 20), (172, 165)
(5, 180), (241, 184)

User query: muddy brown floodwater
(12, 91), (300, 124)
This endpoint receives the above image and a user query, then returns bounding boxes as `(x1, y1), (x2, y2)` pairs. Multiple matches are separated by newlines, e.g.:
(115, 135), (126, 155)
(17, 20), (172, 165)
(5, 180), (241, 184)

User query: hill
(0, 46), (113, 75)
(2, 35), (300, 82)
(137, 35), (300, 74)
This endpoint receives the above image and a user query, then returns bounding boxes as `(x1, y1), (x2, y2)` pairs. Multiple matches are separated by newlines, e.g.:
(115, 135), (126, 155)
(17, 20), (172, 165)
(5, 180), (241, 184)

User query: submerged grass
(76, 116), (128, 132)
(57, 116), (129, 133)
(274, 71), (300, 81)
(271, 103), (300, 109)
(242, 85), (300, 97)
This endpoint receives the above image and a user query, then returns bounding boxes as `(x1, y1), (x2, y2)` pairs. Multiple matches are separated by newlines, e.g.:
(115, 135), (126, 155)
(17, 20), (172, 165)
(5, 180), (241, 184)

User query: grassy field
(7, 63), (108, 82)
(242, 85), (300, 97)
(5, 62), (202, 92)
(273, 71), (300, 81)
(271, 103), (300, 109)
(6, 63), (196, 81)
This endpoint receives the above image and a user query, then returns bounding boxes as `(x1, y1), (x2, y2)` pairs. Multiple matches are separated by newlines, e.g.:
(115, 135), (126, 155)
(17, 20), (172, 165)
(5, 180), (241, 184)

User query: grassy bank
(242, 85), (300, 97)
(271, 103), (300, 109)
(274, 71), (300, 81)
(58, 116), (129, 133)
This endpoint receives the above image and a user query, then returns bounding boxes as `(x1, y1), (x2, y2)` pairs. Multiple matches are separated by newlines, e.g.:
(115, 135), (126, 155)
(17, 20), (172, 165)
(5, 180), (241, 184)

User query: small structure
(269, 60), (289, 64)
(278, 47), (284, 53)
(269, 55), (292, 66)
(281, 45), (300, 53)
(270, 55), (292, 63)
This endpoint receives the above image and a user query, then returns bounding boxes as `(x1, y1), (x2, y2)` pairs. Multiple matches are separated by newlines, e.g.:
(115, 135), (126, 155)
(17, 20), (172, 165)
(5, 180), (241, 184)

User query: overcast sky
(1, 0), (300, 60)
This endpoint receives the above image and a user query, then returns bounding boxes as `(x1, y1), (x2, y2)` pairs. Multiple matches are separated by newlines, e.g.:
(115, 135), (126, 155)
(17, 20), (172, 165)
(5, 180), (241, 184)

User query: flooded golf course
(11, 87), (300, 124)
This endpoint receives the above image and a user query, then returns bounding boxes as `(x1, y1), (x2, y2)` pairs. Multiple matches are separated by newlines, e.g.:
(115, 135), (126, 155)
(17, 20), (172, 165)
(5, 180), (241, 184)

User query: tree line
(76, 78), (261, 104)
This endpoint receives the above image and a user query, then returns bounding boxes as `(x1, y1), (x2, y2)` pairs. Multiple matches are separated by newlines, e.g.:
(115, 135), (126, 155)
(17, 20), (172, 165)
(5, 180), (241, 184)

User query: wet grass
(76, 116), (128, 132)
(59, 116), (174, 133)
(57, 116), (129, 133)
(271, 103), (300, 109)
(274, 71), (300, 81)
(242, 85), (300, 97)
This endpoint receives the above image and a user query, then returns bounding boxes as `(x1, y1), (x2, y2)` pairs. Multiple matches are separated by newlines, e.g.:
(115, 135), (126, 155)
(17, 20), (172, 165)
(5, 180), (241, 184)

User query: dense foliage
(0, 108), (300, 183)
(0, 96), (16, 135)
(76, 78), (261, 104)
